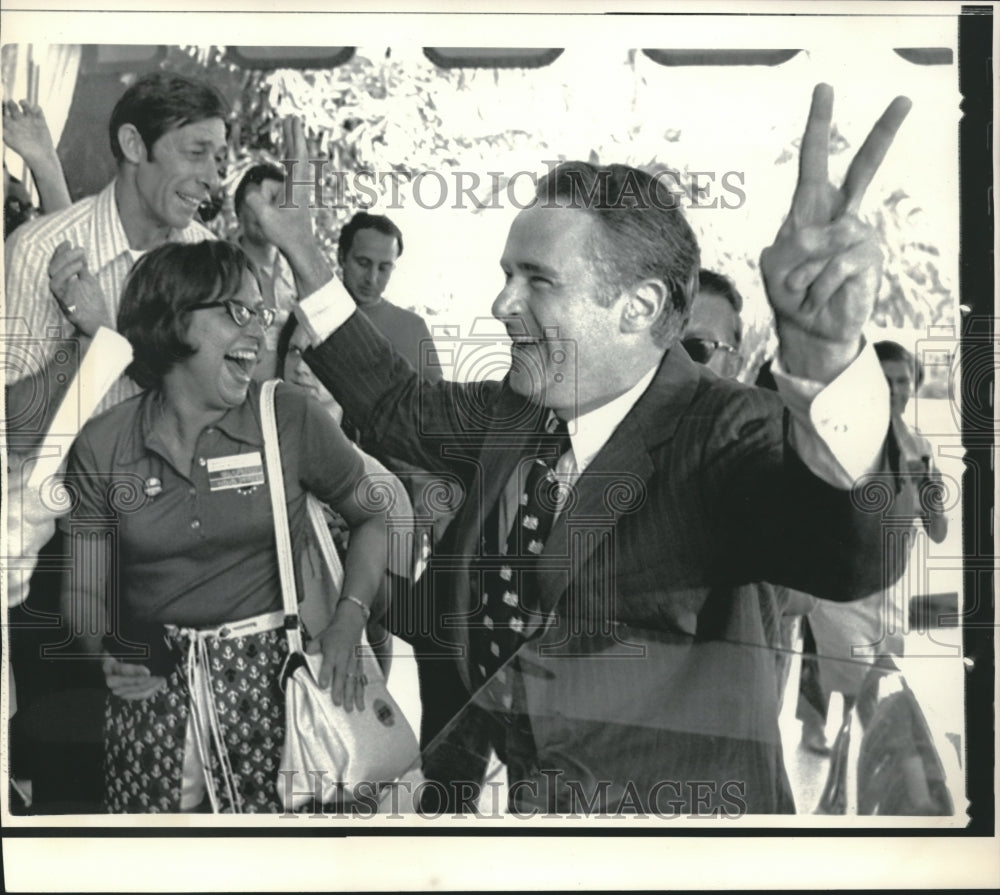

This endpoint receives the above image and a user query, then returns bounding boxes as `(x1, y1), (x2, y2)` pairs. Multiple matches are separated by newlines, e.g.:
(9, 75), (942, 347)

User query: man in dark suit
(247, 87), (916, 814)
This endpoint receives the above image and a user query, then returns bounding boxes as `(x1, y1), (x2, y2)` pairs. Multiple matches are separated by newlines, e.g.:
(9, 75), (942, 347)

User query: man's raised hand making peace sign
(761, 84), (912, 384)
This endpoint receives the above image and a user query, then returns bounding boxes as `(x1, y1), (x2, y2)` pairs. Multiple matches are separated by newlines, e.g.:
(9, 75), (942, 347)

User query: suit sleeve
(411, 313), (444, 384)
(701, 384), (917, 602)
(771, 341), (890, 487)
(302, 309), (505, 478)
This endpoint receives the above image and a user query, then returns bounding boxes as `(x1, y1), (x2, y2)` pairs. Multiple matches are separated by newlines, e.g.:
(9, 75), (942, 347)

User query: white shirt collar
(562, 364), (659, 476)
(86, 180), (133, 273)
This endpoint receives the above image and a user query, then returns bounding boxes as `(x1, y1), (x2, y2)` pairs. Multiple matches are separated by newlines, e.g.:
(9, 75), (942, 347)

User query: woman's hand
(307, 600), (368, 712)
(102, 655), (167, 701)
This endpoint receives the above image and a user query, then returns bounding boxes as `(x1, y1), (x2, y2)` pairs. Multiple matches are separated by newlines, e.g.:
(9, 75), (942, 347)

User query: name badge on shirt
(206, 452), (265, 492)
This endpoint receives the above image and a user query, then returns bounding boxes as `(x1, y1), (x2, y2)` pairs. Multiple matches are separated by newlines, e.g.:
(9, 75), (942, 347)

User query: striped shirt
(4, 178), (215, 415)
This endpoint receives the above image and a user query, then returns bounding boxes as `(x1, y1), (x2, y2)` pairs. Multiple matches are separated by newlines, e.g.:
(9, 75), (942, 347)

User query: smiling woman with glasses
(57, 239), (390, 814)
(188, 298), (278, 329)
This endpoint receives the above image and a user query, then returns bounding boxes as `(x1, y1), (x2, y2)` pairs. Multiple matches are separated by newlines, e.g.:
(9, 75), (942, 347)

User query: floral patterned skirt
(103, 627), (288, 813)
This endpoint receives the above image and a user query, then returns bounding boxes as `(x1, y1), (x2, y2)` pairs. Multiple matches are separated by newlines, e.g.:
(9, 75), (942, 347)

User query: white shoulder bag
(260, 380), (419, 812)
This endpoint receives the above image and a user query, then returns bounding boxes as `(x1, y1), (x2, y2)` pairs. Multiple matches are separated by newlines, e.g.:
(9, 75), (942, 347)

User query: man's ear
(116, 123), (148, 165)
(620, 279), (668, 334)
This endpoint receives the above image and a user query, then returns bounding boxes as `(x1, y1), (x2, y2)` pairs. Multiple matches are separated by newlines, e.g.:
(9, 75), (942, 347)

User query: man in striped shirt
(4, 74), (230, 752)
(4, 71), (229, 434)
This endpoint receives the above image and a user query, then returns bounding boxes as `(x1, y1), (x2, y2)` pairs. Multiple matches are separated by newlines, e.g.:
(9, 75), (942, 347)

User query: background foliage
(167, 45), (956, 391)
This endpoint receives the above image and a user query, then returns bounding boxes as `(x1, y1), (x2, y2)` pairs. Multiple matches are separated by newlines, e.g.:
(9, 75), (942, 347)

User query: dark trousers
(8, 531), (105, 812)
(385, 570), (491, 812)
(796, 615), (830, 726)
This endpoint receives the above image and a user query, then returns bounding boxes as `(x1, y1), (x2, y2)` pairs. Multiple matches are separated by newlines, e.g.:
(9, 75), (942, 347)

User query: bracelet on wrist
(338, 594), (371, 622)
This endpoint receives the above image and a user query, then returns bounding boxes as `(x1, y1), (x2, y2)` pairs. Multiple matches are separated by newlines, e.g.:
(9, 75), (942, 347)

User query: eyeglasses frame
(187, 299), (277, 329)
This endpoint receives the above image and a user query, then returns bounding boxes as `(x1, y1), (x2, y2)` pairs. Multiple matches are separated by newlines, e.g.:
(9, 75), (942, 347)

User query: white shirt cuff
(771, 341), (889, 488)
(294, 277), (356, 347)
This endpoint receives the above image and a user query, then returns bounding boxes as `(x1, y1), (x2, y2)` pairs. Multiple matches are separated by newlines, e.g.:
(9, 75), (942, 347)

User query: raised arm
(3, 100), (71, 215)
(245, 117), (497, 476)
(242, 117), (334, 297)
(760, 84), (912, 383)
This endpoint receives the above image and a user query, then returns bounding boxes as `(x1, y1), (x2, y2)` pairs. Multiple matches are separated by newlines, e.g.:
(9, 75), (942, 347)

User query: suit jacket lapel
(531, 346), (706, 626)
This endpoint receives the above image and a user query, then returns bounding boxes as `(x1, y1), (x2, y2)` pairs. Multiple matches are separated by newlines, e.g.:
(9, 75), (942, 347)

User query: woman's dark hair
(117, 240), (256, 390)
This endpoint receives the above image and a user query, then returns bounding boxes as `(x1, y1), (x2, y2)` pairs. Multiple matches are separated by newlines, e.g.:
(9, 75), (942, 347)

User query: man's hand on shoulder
(761, 84), (911, 383)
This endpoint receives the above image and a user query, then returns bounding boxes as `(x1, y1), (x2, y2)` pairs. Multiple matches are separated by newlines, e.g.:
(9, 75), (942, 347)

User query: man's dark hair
(234, 162), (286, 216)
(337, 211), (404, 262)
(118, 240), (257, 390)
(109, 72), (229, 164)
(534, 162), (700, 347)
(874, 339), (923, 388)
(697, 268), (744, 346)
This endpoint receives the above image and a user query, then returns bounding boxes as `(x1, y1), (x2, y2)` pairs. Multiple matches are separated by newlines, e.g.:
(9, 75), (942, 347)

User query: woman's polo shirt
(58, 380), (364, 627)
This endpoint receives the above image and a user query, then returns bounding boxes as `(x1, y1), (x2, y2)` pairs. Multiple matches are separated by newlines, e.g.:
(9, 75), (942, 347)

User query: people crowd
(4, 69), (950, 815)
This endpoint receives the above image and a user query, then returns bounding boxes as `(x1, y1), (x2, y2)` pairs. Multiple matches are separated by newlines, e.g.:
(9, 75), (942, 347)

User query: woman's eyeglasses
(189, 299), (277, 329)
(682, 337), (741, 366)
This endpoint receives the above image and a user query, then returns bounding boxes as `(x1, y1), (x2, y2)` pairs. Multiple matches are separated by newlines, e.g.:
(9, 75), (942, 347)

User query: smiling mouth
(224, 349), (258, 381)
(177, 191), (204, 210)
(508, 339), (546, 381)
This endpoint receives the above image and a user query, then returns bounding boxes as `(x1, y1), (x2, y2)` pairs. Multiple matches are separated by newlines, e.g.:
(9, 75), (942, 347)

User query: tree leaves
(172, 44), (952, 372)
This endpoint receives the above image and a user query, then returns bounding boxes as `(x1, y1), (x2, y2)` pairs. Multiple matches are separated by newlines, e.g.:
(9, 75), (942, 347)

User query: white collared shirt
(558, 365), (659, 480)
(492, 367), (660, 548)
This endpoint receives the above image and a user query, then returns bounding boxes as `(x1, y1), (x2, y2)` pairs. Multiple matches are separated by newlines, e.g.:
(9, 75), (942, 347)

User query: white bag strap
(306, 494), (345, 591)
(260, 379), (304, 655)
(305, 483), (389, 688)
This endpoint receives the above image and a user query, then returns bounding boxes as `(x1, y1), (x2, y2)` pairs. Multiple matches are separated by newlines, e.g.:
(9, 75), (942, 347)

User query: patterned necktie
(472, 414), (571, 689)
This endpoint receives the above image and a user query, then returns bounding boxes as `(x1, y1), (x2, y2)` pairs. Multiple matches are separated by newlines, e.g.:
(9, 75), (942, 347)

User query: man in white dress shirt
(230, 87), (917, 813)
(49, 87), (918, 814)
